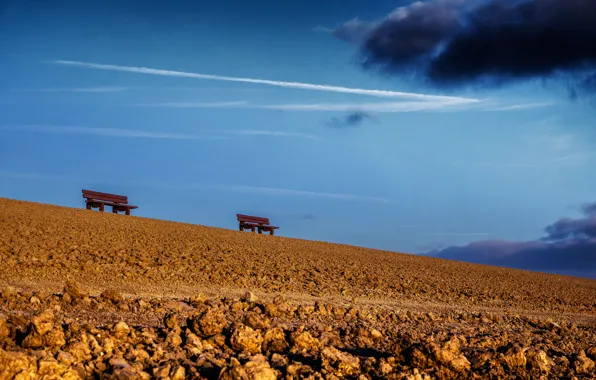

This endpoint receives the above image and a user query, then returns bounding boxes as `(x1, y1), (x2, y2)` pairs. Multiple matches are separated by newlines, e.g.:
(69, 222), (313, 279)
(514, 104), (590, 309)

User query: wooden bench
(236, 214), (279, 235)
(82, 189), (138, 215)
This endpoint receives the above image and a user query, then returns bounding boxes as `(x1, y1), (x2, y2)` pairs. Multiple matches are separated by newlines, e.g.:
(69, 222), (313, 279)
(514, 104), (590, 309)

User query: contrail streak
(51, 60), (479, 103)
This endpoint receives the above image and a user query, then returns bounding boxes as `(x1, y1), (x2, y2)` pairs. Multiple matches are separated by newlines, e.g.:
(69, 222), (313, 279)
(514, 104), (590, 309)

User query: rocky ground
(0, 197), (595, 379)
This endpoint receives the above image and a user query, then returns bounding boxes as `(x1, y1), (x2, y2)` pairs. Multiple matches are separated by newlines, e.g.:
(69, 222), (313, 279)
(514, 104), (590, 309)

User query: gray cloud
(326, 111), (377, 128)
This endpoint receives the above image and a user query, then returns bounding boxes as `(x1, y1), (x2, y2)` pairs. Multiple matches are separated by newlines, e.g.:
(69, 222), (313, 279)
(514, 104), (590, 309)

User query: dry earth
(0, 197), (595, 379)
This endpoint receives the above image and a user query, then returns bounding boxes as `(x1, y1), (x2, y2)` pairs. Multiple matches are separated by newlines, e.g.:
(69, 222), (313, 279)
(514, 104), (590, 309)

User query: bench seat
(237, 214), (279, 235)
(83, 190), (138, 215)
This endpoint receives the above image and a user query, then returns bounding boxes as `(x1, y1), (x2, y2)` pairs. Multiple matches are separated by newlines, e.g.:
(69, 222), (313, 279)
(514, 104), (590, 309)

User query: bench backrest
(237, 214), (270, 225)
(82, 189), (128, 204)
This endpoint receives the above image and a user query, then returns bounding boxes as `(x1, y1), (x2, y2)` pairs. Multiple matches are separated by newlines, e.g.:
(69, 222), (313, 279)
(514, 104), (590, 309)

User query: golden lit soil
(0, 196), (595, 379)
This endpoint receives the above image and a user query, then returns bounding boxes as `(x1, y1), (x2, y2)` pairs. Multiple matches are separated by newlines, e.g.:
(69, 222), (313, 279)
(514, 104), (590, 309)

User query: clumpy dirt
(1, 286), (595, 379)
(0, 197), (595, 379)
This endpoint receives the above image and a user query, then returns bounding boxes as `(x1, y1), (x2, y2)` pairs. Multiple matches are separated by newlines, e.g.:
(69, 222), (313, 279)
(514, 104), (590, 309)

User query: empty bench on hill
(236, 214), (279, 235)
(82, 189), (138, 215)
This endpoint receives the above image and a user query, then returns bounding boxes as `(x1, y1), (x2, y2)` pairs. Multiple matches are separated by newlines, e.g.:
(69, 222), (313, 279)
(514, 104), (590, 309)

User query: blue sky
(1, 0), (595, 267)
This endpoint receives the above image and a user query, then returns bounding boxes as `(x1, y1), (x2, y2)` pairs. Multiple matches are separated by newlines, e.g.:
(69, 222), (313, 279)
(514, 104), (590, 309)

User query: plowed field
(1, 197), (595, 379)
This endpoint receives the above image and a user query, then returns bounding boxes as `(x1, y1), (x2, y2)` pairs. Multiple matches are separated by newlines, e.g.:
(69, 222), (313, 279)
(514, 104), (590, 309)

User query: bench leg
(125, 209), (130, 216)
(99, 203), (104, 212)
(251, 226), (255, 233)
(258, 227), (262, 234)
(112, 207), (118, 214)
(86, 202), (91, 210)
(270, 229), (274, 236)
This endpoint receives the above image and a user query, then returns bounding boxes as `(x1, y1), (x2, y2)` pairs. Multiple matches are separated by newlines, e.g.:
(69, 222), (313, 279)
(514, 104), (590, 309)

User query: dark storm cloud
(331, 0), (596, 94)
(428, 202), (596, 279)
(543, 217), (596, 242)
(428, 0), (596, 87)
(541, 202), (596, 241)
(361, 0), (464, 69)
(326, 111), (375, 128)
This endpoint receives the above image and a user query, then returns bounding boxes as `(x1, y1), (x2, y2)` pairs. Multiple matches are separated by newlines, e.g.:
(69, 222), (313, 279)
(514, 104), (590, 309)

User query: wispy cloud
(427, 232), (494, 237)
(519, 119), (594, 166)
(548, 152), (595, 165)
(0, 171), (68, 182)
(312, 26), (334, 33)
(522, 125), (578, 154)
(0, 170), (390, 203)
(0, 125), (319, 141)
(185, 184), (391, 203)
(45, 60), (550, 113)
(224, 130), (319, 140)
(138, 99), (549, 114)
(159, 86), (267, 92)
(134, 101), (249, 108)
(258, 100), (474, 112)
(13, 86), (128, 93)
(50, 60), (478, 103)
(483, 102), (556, 111)
(139, 99), (480, 113)
(467, 161), (538, 169)
(14, 86), (271, 93)
(0, 125), (217, 140)
(450, 154), (594, 169)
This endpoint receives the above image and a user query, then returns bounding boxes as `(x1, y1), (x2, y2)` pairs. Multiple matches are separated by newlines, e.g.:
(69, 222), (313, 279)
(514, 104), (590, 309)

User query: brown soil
(1, 197), (595, 379)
